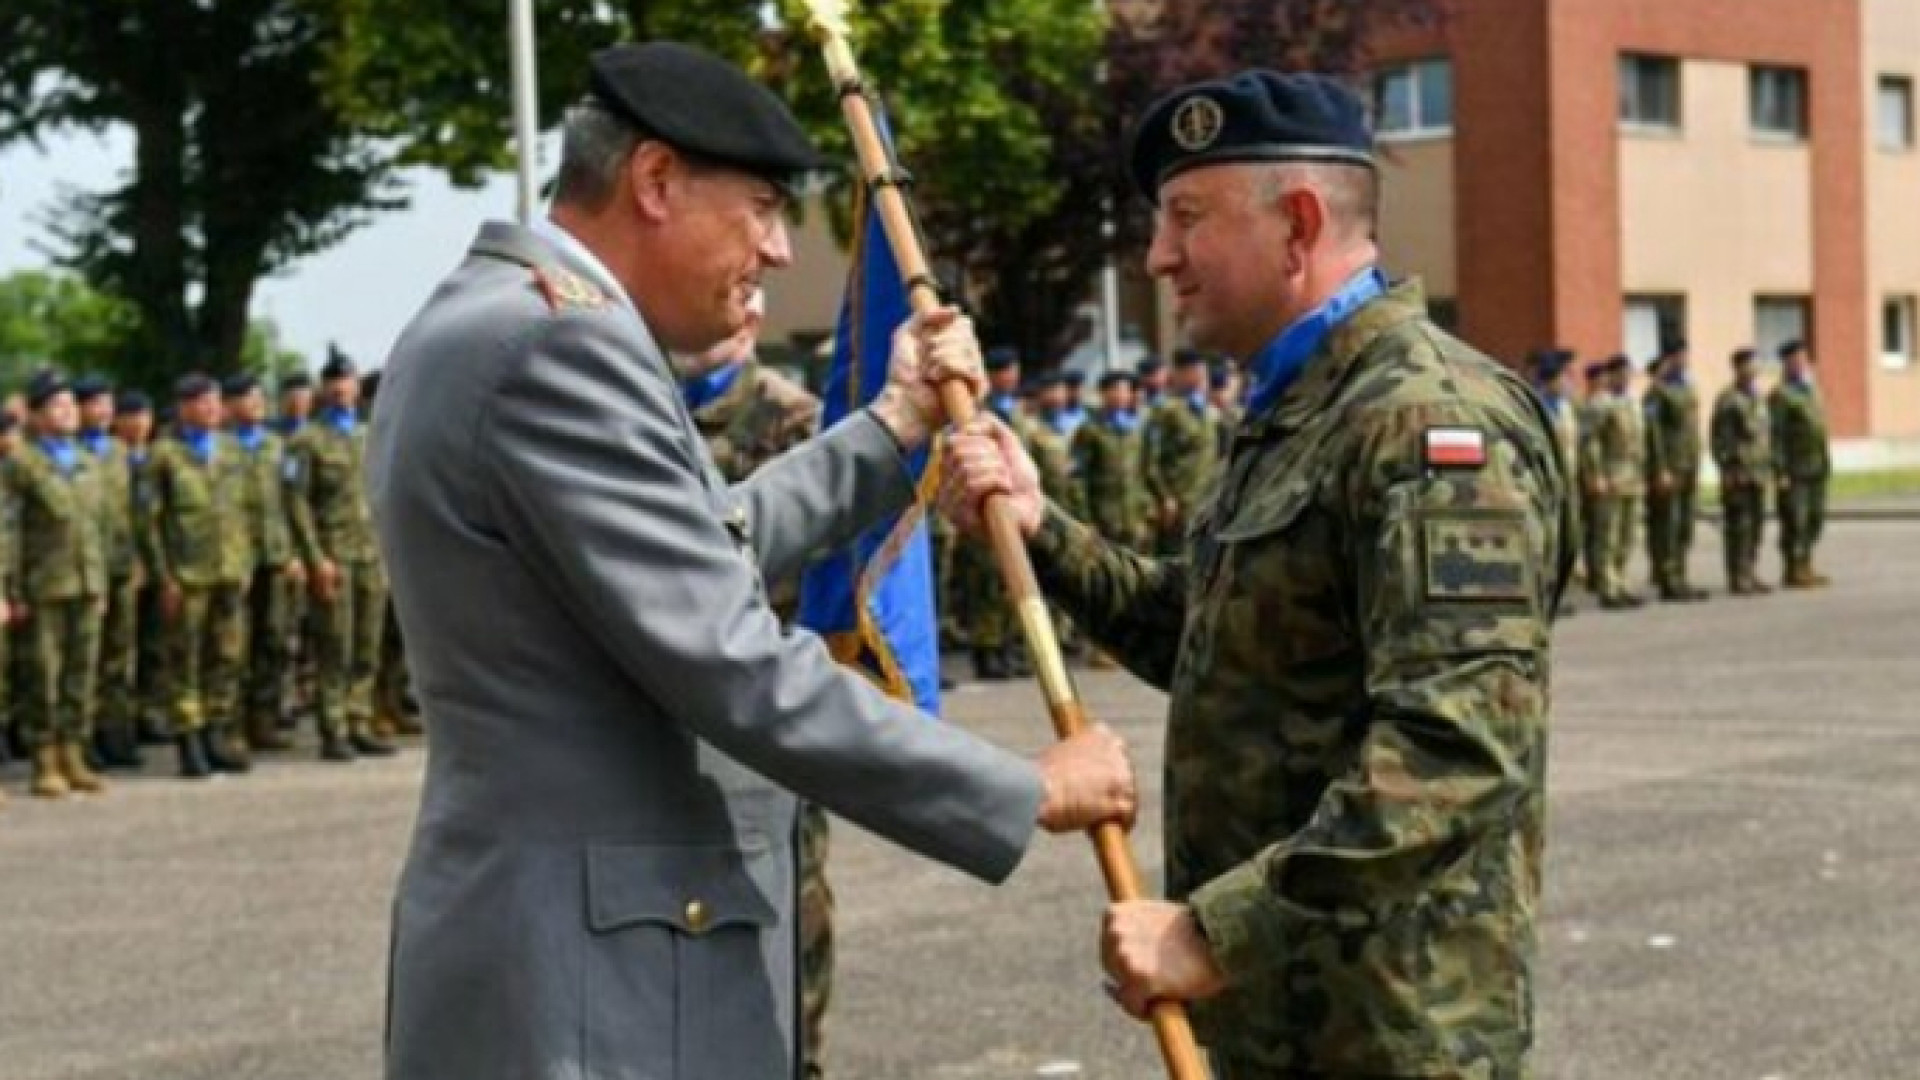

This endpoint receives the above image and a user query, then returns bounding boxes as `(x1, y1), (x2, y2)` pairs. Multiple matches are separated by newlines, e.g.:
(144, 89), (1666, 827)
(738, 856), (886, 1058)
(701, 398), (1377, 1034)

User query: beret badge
(1170, 96), (1224, 152)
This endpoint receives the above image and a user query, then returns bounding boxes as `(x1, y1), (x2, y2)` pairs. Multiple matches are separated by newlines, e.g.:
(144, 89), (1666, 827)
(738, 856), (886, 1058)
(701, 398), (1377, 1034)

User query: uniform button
(683, 900), (709, 934)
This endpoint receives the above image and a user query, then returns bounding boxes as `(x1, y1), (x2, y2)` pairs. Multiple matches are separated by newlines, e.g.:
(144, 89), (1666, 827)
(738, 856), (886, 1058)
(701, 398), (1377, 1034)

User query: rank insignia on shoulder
(533, 265), (605, 311)
(1423, 427), (1487, 469)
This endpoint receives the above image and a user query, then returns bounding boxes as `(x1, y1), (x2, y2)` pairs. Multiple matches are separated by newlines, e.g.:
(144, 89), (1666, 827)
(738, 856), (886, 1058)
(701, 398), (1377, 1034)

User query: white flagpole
(508, 0), (541, 223)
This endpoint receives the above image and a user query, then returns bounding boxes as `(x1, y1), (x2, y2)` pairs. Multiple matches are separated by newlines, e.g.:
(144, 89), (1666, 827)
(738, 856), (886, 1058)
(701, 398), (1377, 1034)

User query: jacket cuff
(1187, 859), (1284, 985)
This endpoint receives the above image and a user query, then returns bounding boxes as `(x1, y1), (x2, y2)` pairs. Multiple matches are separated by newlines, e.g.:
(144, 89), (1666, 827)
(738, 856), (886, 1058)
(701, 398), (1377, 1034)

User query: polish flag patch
(1424, 427), (1487, 469)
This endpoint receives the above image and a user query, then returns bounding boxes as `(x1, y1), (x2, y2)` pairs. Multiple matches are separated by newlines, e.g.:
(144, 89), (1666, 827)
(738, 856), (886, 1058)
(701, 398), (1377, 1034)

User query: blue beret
(1129, 70), (1375, 202)
(26, 369), (70, 409)
(222, 372), (261, 398)
(72, 374), (113, 402)
(985, 347), (1021, 373)
(174, 372), (218, 400)
(589, 42), (829, 192)
(116, 389), (153, 413)
(1098, 371), (1136, 391)
(280, 371), (313, 391)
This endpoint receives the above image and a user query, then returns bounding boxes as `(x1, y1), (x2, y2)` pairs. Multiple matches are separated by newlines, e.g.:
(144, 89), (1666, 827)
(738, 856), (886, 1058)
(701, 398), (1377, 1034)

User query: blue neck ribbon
(1184, 389), (1209, 415)
(39, 436), (79, 475)
(80, 429), (113, 458)
(320, 405), (357, 435)
(1103, 408), (1139, 434)
(1246, 266), (1389, 418)
(680, 361), (745, 412)
(986, 391), (1019, 421)
(180, 427), (216, 465)
(234, 423), (265, 453)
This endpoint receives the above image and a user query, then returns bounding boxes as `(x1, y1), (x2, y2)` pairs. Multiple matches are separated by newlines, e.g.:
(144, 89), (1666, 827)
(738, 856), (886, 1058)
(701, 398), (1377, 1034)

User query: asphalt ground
(1, 519), (1916, 1080)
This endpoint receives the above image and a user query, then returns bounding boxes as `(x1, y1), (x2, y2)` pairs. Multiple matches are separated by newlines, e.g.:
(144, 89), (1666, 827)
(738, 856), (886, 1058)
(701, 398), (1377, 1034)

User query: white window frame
(1879, 75), (1915, 152)
(1750, 65), (1809, 143)
(1619, 54), (1682, 132)
(1373, 58), (1454, 140)
(1883, 296), (1916, 370)
(1755, 296), (1812, 370)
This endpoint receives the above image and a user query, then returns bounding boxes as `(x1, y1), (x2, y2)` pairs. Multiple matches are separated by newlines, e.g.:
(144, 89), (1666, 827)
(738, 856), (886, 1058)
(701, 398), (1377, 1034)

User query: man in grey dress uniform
(368, 42), (1137, 1080)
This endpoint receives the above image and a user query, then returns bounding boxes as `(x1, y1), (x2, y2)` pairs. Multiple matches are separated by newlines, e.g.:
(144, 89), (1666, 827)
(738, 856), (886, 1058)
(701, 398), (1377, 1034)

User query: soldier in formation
(1582, 354), (1646, 609)
(1711, 348), (1774, 595)
(1642, 341), (1708, 601)
(1141, 349), (1221, 555)
(1771, 339), (1833, 589)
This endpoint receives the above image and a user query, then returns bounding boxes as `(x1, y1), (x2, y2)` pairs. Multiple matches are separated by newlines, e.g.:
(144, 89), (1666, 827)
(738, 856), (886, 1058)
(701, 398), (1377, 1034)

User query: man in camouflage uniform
(1642, 342), (1708, 601)
(144, 374), (253, 778)
(8, 372), (110, 798)
(1208, 363), (1242, 458)
(224, 373), (307, 751)
(1710, 347), (1774, 596)
(287, 352), (394, 760)
(1072, 370), (1151, 553)
(945, 71), (1569, 1079)
(1530, 349), (1581, 615)
(957, 348), (1031, 680)
(112, 391), (171, 749)
(1582, 354), (1647, 609)
(1770, 339), (1833, 588)
(276, 371), (316, 727)
(1134, 355), (1168, 411)
(359, 370), (422, 741)
(74, 376), (146, 770)
(677, 296), (838, 1080)
(1141, 349), (1221, 555)
(0, 410), (20, 780)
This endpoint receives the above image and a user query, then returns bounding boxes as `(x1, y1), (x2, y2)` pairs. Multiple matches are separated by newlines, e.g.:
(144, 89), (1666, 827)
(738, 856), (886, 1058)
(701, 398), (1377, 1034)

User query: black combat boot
(349, 726), (398, 757)
(320, 730), (356, 762)
(177, 733), (212, 780)
(202, 728), (251, 774)
(971, 647), (1007, 681)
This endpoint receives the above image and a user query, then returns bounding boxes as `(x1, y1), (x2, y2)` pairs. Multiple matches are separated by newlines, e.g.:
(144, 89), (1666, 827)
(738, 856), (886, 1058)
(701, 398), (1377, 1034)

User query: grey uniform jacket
(369, 221), (1043, 1080)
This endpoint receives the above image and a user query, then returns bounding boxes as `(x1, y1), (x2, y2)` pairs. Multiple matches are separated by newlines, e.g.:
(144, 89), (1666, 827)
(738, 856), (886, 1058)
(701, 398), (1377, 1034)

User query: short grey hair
(1251, 162), (1379, 243)
(552, 102), (644, 209)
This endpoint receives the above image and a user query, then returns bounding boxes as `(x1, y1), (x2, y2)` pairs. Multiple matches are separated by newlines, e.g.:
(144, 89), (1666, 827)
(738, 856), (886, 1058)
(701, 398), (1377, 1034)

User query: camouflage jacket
(1710, 386), (1773, 486)
(1029, 281), (1569, 1075)
(286, 417), (379, 566)
(143, 432), (253, 587)
(231, 427), (297, 568)
(1542, 395), (1581, 490)
(82, 432), (143, 579)
(1141, 393), (1222, 524)
(690, 361), (820, 613)
(7, 439), (108, 602)
(0, 455), (16, 600)
(1768, 380), (1831, 480)
(1642, 378), (1702, 480)
(1021, 416), (1084, 519)
(1580, 393), (1645, 494)
(1070, 413), (1151, 547)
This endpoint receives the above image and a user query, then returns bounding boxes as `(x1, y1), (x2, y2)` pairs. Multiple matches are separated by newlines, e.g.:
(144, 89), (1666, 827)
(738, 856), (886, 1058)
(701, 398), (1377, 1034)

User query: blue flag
(796, 133), (943, 716)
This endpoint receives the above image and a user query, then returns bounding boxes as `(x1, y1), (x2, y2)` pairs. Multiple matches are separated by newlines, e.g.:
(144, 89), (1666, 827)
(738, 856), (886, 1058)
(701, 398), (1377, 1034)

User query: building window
(1751, 66), (1809, 141)
(1619, 54), (1681, 130)
(1624, 295), (1687, 368)
(1879, 76), (1915, 151)
(1755, 296), (1812, 368)
(1374, 59), (1454, 138)
(1885, 296), (1916, 370)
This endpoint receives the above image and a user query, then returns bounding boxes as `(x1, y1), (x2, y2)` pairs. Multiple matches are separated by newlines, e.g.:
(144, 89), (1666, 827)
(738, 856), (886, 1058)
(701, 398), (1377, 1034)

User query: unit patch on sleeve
(1422, 514), (1532, 603)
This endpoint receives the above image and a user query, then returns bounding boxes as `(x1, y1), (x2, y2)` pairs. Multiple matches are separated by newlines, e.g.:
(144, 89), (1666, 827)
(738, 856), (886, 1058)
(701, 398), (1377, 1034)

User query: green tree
(0, 269), (142, 388)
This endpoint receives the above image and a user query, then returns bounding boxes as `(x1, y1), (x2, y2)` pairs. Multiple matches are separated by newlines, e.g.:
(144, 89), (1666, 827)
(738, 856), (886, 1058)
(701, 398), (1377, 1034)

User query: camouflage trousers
(22, 596), (104, 748)
(170, 583), (247, 734)
(1209, 1056), (1528, 1080)
(1778, 476), (1828, 565)
(94, 572), (142, 745)
(1590, 491), (1641, 599)
(136, 582), (171, 732)
(1579, 491), (1603, 593)
(374, 599), (410, 724)
(1645, 474), (1699, 588)
(243, 566), (299, 731)
(799, 801), (834, 1080)
(312, 559), (387, 738)
(1719, 481), (1768, 583)
(954, 541), (1011, 650)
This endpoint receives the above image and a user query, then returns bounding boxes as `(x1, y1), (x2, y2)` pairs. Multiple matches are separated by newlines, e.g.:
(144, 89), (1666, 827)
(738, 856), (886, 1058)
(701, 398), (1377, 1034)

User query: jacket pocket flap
(1214, 477), (1316, 544)
(587, 841), (778, 935)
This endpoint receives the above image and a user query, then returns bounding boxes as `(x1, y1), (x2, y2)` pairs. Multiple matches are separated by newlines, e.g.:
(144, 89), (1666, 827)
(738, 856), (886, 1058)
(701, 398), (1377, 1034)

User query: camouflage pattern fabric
(143, 433), (251, 732)
(87, 436), (144, 748)
(286, 419), (385, 737)
(1769, 380), (1831, 568)
(1642, 379), (1702, 591)
(1027, 280), (1570, 1078)
(1580, 393), (1644, 601)
(1710, 386), (1773, 587)
(234, 430), (299, 734)
(1141, 394), (1220, 555)
(1071, 413), (1151, 551)
(688, 359), (836, 1078)
(8, 442), (108, 748)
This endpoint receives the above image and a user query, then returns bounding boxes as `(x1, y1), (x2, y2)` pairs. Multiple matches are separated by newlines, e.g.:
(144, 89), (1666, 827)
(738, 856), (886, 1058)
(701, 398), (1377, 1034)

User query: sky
(0, 126), (549, 373)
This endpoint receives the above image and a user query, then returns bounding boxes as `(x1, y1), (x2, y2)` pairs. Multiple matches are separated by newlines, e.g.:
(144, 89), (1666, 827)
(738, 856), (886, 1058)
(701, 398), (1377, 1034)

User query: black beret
(1098, 371), (1137, 390)
(174, 372), (218, 400)
(1135, 357), (1165, 376)
(72, 374), (113, 403)
(1534, 348), (1575, 381)
(116, 389), (153, 413)
(1172, 348), (1210, 369)
(1209, 365), (1233, 391)
(280, 371), (313, 391)
(1731, 347), (1757, 367)
(1130, 70), (1374, 202)
(1778, 339), (1806, 359)
(320, 351), (356, 381)
(1605, 353), (1632, 374)
(1063, 370), (1088, 388)
(589, 42), (829, 191)
(26, 369), (70, 409)
(985, 347), (1021, 373)
(1024, 372), (1063, 393)
(1660, 338), (1689, 357)
(222, 372), (261, 398)
(1583, 361), (1610, 380)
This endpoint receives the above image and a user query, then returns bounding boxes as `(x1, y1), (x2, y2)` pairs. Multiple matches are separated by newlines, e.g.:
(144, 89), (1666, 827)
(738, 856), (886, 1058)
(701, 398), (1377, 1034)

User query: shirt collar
(531, 216), (635, 315)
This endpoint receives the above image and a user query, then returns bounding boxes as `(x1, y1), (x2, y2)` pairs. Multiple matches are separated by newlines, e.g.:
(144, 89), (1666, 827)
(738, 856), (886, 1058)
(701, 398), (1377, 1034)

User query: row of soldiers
(947, 347), (1242, 680)
(1533, 337), (1834, 612)
(0, 353), (414, 808)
